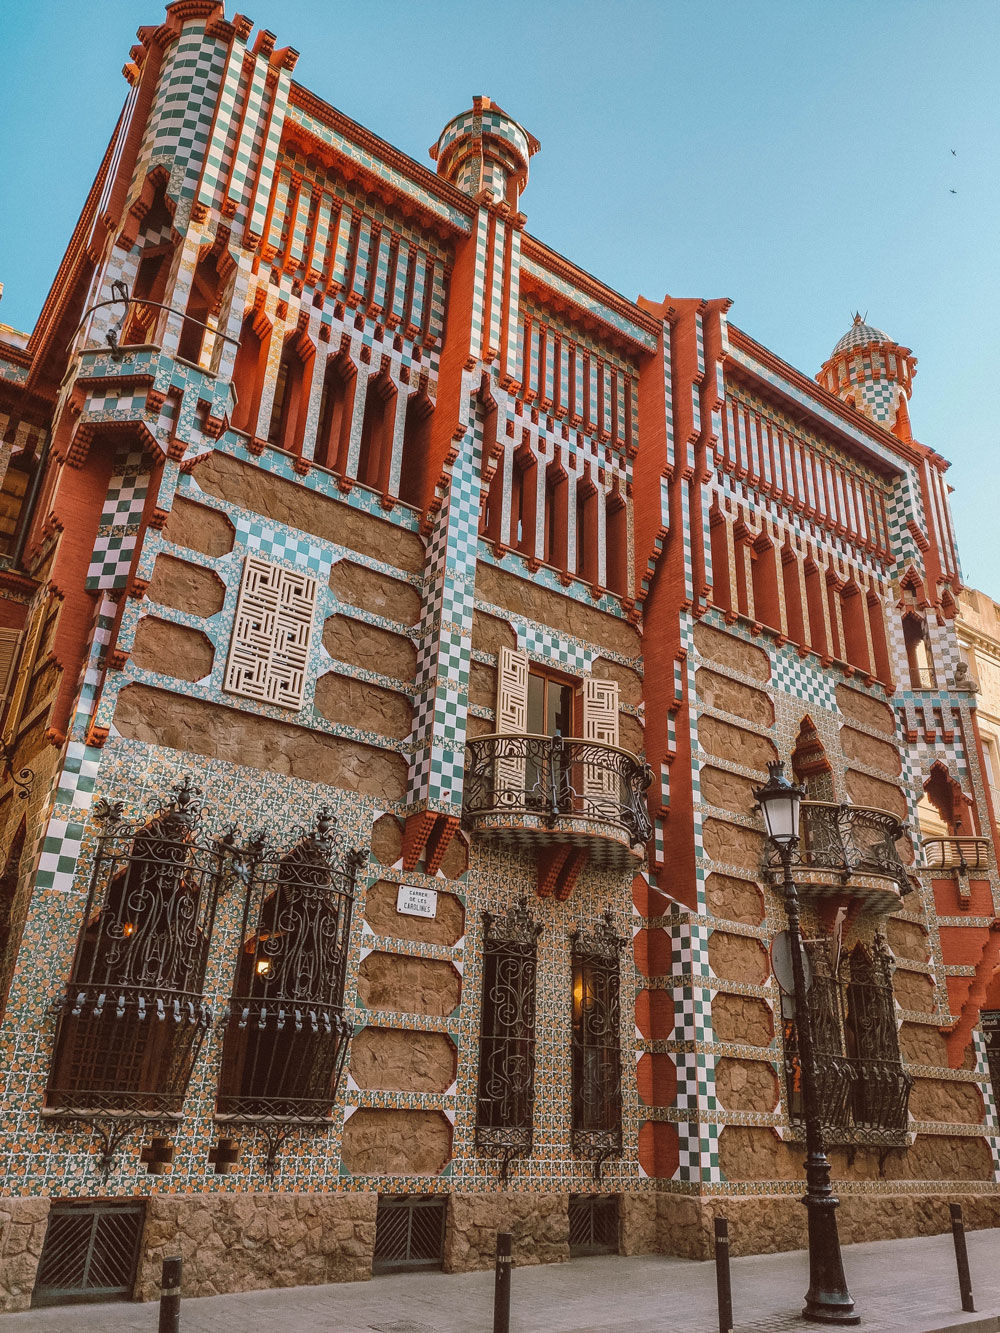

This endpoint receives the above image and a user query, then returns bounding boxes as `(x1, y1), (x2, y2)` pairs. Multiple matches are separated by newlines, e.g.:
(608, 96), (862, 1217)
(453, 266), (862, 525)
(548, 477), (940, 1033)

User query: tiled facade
(0, 0), (998, 1309)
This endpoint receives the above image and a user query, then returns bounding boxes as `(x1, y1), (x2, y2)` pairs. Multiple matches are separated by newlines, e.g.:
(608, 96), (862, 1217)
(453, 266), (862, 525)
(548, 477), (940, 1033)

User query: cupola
(431, 96), (539, 211)
(818, 313), (917, 442)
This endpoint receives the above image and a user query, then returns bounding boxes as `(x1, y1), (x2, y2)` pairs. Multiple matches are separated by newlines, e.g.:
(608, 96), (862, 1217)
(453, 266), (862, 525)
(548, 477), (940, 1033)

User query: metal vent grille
(33, 1201), (144, 1307)
(373, 1196), (446, 1274)
(568, 1193), (619, 1256)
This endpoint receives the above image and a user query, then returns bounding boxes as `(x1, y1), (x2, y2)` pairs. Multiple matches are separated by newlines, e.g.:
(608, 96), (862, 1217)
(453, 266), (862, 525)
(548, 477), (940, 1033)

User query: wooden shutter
(581, 676), (619, 804)
(494, 646), (529, 798)
(0, 629), (21, 705)
(1, 599), (45, 749)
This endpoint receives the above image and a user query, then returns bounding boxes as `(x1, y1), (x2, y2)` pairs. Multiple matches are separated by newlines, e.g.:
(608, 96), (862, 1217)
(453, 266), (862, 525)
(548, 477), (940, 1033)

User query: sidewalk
(2, 1230), (999, 1333)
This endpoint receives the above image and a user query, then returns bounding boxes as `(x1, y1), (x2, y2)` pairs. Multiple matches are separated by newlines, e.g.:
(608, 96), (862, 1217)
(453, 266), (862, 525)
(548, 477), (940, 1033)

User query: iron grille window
(475, 897), (542, 1180)
(373, 1196), (446, 1274)
(33, 1201), (144, 1307)
(568, 1194), (620, 1256)
(784, 935), (912, 1144)
(217, 809), (362, 1121)
(47, 780), (229, 1115)
(571, 913), (625, 1175)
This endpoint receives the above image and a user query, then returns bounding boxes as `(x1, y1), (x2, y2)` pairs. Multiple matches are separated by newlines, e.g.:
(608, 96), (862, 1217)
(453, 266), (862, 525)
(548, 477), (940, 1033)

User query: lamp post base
(801, 1184), (860, 1325)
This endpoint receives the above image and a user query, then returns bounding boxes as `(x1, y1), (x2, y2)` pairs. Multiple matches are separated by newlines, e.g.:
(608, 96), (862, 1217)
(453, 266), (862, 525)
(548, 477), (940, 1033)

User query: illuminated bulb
(256, 959), (271, 977)
(122, 922), (134, 937)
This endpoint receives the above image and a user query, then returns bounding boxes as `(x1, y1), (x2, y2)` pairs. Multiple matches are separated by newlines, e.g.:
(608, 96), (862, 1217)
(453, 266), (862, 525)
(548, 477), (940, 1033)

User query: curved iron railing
(767, 800), (910, 892)
(463, 733), (653, 849)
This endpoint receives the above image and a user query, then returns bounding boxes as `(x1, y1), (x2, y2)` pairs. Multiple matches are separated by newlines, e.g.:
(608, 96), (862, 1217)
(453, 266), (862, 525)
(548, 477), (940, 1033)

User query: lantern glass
(755, 762), (803, 847)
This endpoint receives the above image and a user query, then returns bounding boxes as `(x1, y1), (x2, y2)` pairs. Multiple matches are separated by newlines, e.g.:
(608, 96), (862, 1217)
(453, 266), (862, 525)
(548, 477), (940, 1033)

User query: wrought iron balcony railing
(921, 835), (991, 871)
(767, 800), (910, 895)
(463, 733), (653, 854)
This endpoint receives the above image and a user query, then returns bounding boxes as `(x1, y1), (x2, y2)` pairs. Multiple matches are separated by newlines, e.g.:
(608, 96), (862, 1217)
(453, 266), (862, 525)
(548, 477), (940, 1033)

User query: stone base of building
(4, 1187), (1000, 1312)
(653, 1191), (1000, 1260)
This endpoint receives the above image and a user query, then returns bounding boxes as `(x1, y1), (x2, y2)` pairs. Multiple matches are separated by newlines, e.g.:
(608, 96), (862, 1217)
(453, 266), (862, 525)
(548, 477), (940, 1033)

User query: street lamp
(753, 761), (860, 1326)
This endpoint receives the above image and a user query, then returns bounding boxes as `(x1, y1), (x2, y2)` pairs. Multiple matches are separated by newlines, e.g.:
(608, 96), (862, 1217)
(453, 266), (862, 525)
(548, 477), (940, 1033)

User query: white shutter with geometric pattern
(494, 645), (529, 797)
(224, 556), (318, 710)
(581, 675), (619, 806)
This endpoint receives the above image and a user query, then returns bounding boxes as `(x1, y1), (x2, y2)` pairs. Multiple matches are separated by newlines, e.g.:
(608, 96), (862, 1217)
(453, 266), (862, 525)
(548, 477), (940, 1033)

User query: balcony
(921, 835), (991, 871)
(463, 734), (653, 870)
(766, 800), (912, 910)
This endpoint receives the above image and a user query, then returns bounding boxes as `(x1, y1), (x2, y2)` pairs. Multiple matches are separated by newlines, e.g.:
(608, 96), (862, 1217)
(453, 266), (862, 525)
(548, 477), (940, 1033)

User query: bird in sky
(951, 148), (957, 155)
(950, 189), (958, 194)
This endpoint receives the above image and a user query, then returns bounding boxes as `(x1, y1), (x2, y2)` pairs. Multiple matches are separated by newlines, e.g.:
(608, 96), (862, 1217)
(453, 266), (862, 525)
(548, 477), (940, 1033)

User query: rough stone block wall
(136, 1192), (377, 1300)
(0, 1198), (49, 1314)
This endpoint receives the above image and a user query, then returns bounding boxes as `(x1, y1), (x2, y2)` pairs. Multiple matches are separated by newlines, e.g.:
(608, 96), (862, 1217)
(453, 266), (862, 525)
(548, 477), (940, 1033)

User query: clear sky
(2, 2), (997, 589)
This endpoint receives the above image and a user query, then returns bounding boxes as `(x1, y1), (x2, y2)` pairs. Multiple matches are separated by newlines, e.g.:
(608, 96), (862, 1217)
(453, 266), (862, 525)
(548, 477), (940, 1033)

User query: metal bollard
(714, 1217), (734, 1333)
(493, 1230), (512, 1333)
(949, 1203), (975, 1313)
(158, 1255), (182, 1333)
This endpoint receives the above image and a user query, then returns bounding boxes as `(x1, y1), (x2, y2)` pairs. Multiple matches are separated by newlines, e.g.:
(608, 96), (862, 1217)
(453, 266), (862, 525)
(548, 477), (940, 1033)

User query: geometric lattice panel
(223, 555), (318, 709)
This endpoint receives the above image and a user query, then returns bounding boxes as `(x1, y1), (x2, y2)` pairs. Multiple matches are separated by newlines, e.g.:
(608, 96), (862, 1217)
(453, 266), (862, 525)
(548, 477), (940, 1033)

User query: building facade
(0, 0), (998, 1309)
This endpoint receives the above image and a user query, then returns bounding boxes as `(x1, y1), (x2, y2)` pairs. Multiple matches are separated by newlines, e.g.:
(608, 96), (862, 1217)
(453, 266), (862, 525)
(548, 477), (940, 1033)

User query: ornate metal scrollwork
(768, 801), (911, 895)
(0, 739), (33, 801)
(571, 912), (626, 1178)
(46, 777), (233, 1128)
(463, 734), (653, 848)
(216, 808), (362, 1159)
(785, 933), (912, 1146)
(475, 896), (543, 1182)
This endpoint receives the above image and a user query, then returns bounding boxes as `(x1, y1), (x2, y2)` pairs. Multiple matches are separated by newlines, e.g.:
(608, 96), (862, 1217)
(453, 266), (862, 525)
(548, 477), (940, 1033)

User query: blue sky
(2, 1), (997, 589)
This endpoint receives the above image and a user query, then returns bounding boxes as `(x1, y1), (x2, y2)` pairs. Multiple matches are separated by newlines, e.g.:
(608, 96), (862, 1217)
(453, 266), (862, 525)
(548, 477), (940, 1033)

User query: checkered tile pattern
(972, 1028), (1000, 1181)
(86, 448), (149, 590)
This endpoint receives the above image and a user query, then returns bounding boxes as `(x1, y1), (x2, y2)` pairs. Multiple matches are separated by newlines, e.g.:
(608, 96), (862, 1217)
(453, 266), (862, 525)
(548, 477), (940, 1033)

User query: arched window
(356, 368), (397, 493)
(314, 349), (357, 473)
(902, 611), (936, 689)
(398, 386), (434, 507)
(46, 779), (226, 1115)
(571, 913), (624, 1172)
(217, 810), (360, 1121)
(476, 897), (542, 1180)
(120, 187), (175, 346)
(231, 306), (271, 436)
(267, 329), (314, 457)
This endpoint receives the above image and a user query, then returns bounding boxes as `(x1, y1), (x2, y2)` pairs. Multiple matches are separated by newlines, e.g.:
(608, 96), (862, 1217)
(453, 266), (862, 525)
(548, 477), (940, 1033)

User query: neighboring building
(956, 587), (1000, 827)
(0, 0), (998, 1309)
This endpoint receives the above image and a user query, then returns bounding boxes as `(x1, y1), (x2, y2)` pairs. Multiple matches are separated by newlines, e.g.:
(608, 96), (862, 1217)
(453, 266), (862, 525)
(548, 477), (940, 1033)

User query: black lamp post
(753, 761), (860, 1326)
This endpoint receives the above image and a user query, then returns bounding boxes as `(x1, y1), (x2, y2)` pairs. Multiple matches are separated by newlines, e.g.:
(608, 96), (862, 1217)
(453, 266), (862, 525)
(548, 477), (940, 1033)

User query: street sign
(396, 885), (437, 919)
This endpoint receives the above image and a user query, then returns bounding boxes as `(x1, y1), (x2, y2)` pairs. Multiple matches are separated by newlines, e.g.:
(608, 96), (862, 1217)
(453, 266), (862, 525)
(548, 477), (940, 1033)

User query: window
(217, 809), (359, 1121)
(903, 612), (936, 689)
(46, 779), (225, 1115)
(571, 913), (624, 1174)
(509, 445), (537, 557)
(783, 936), (911, 1141)
(543, 462), (568, 570)
(575, 476), (598, 584)
(177, 246), (226, 365)
(475, 897), (542, 1179)
(605, 489), (628, 598)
